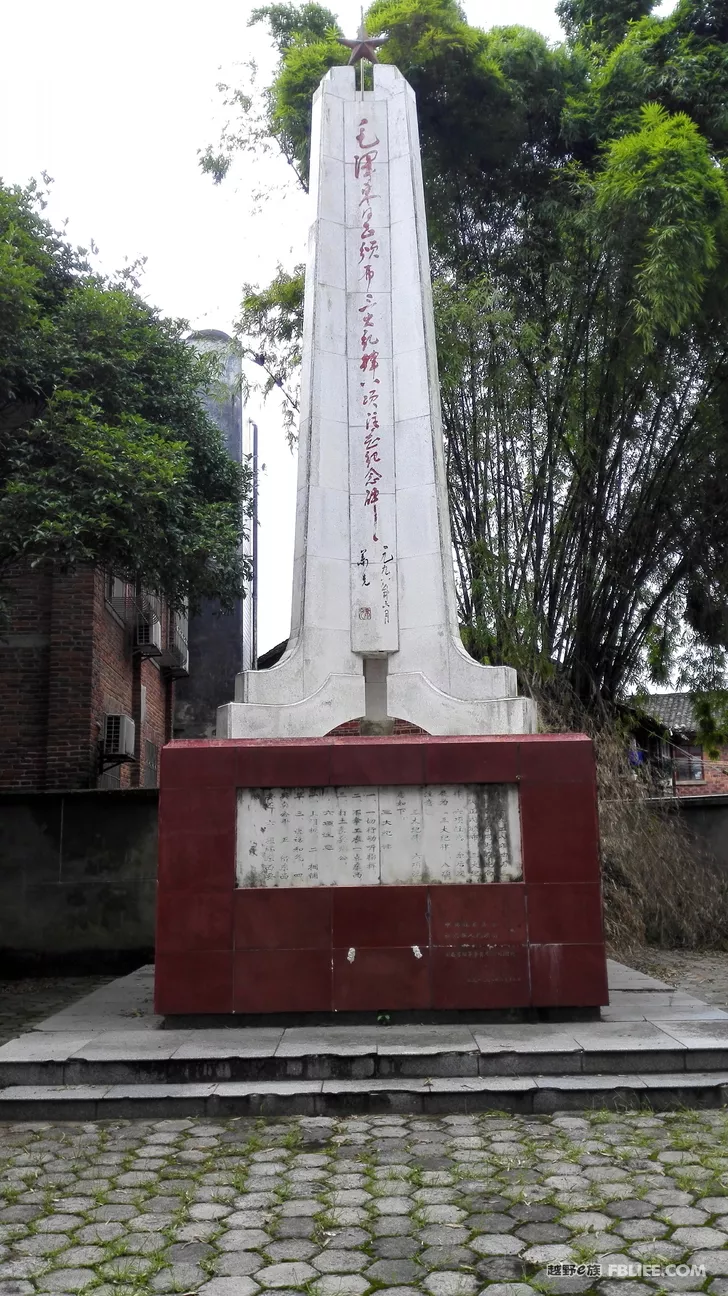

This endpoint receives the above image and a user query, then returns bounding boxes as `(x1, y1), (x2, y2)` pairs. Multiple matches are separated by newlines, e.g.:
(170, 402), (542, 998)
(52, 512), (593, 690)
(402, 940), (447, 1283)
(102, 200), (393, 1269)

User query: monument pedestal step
(3, 1029), (728, 1087)
(3, 961), (728, 1117)
(2, 1072), (728, 1120)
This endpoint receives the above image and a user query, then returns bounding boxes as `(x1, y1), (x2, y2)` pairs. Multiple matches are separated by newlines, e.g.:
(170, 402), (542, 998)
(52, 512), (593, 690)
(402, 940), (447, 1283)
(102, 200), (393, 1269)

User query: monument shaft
(218, 64), (535, 738)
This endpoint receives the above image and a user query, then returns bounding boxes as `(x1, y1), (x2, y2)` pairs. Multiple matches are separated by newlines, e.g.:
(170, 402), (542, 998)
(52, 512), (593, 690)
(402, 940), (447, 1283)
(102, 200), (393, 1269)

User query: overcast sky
(2, 0), (567, 654)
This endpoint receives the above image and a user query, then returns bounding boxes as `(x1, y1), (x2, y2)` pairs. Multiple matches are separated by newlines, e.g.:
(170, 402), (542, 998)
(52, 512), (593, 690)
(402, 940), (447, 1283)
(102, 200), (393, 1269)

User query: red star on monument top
(338, 17), (387, 65)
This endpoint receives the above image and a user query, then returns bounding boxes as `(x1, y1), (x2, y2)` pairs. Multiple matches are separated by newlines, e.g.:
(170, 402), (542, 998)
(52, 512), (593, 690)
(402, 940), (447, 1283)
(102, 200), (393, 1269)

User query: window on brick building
(144, 740), (158, 788)
(98, 764), (121, 790)
(674, 744), (704, 783)
(106, 573), (125, 602)
(105, 573), (133, 624)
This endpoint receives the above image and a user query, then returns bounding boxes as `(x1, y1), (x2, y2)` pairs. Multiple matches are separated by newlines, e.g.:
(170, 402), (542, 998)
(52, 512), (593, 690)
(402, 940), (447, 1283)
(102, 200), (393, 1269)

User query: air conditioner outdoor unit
(134, 617), (162, 656)
(104, 714), (136, 760)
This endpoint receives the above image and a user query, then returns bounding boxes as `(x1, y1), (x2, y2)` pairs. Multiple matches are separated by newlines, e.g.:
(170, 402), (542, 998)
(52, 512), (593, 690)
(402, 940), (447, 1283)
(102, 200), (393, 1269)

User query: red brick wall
(677, 751), (728, 797)
(90, 570), (133, 788)
(45, 568), (96, 789)
(0, 565), (172, 791)
(91, 572), (171, 790)
(134, 655), (172, 788)
(329, 717), (427, 736)
(0, 565), (54, 789)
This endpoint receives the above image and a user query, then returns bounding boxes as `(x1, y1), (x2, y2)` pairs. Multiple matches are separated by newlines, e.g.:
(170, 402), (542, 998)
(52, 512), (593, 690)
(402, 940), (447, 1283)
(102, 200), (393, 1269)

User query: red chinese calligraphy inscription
(350, 107), (398, 652)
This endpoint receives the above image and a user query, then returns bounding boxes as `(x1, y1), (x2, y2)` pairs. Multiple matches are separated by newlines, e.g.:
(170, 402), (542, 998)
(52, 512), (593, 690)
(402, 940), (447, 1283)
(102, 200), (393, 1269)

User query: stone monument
(217, 57), (535, 740)
(155, 38), (608, 1017)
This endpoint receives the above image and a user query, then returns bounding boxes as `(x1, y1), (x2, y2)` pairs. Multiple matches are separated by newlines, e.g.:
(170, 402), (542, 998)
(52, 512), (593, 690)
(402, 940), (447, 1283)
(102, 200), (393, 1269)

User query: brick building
(640, 692), (728, 797)
(0, 331), (245, 790)
(0, 564), (187, 791)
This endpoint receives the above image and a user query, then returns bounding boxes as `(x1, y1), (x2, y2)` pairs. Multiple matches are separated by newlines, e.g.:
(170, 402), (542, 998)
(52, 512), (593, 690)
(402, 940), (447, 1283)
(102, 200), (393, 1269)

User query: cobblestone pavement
(0, 980), (113, 1049)
(629, 952), (728, 1010)
(2, 1112), (728, 1296)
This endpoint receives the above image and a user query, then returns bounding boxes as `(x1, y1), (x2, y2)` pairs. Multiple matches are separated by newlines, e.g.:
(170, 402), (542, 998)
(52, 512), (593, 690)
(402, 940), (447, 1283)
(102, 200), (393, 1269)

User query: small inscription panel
(236, 784), (521, 888)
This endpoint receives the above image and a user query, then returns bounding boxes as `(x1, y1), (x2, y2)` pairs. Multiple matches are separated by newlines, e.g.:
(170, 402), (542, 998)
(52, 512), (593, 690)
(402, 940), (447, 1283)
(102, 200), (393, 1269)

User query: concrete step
(2, 1071), (728, 1119)
(3, 961), (727, 1119)
(4, 1034), (728, 1086)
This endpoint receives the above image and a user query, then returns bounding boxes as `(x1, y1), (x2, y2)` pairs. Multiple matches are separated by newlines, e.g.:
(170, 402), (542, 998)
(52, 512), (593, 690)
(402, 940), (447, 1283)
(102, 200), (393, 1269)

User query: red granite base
(155, 735), (608, 1015)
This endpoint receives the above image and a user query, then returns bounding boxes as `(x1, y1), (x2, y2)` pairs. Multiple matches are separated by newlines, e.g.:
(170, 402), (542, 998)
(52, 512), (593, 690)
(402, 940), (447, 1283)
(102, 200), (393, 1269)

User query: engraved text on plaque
(236, 784), (522, 888)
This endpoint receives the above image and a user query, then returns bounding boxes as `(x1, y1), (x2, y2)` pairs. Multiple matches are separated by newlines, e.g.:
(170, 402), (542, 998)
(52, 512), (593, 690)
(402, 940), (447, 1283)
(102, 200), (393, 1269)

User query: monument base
(154, 735), (608, 1016)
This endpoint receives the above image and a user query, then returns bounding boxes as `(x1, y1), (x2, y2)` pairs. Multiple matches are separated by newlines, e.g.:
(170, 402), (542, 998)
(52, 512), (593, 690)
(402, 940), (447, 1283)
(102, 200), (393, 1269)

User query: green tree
(205, 0), (728, 710)
(236, 265), (305, 444)
(0, 181), (250, 618)
(556, 0), (653, 47)
(198, 3), (344, 190)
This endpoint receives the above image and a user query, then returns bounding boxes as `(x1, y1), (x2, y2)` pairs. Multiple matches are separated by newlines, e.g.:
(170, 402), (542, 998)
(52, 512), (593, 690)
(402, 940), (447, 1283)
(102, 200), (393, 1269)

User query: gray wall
(2, 789), (726, 968)
(677, 794), (728, 871)
(175, 330), (248, 739)
(0, 789), (157, 968)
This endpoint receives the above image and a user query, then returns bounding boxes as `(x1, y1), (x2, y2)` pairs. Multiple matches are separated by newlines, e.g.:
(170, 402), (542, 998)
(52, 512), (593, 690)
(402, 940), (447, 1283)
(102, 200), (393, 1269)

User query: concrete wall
(677, 794), (728, 870)
(0, 789), (157, 968)
(175, 330), (248, 738)
(1, 787), (725, 970)
(174, 601), (244, 739)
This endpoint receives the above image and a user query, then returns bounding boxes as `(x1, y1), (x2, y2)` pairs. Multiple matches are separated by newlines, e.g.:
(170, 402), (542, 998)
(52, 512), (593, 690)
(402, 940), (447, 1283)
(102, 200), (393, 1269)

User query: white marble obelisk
(218, 63), (536, 738)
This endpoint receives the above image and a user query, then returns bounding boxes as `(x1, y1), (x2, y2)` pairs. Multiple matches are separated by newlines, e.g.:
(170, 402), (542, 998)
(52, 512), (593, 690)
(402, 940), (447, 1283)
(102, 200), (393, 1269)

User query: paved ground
(2, 1110), (728, 1295)
(2, 955), (727, 1050)
(0, 981), (112, 1049)
(631, 953), (728, 1011)
(2, 960), (728, 1294)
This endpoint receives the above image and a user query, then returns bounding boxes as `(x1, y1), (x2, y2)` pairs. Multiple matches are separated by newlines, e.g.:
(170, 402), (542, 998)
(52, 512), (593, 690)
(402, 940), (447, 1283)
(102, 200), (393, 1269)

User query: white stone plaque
(236, 784), (521, 888)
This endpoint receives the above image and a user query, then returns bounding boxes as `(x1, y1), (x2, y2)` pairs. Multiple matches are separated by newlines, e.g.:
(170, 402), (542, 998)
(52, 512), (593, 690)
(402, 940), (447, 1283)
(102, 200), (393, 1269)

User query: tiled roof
(639, 692), (696, 734)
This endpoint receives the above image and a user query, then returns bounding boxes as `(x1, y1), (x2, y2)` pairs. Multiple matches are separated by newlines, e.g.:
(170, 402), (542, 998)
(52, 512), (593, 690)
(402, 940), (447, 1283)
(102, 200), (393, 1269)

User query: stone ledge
(4, 1031), (727, 1086)
(2, 1072), (728, 1119)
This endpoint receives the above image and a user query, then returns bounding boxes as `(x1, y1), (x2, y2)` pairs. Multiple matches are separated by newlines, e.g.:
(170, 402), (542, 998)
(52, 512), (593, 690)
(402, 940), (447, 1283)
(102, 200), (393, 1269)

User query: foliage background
(210, 0), (728, 719)
(0, 180), (250, 619)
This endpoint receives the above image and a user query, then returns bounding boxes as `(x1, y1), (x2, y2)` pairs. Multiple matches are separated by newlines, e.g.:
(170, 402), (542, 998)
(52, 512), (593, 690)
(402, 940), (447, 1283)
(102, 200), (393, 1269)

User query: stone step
(4, 1035), (728, 1086)
(2, 1071), (727, 1119)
